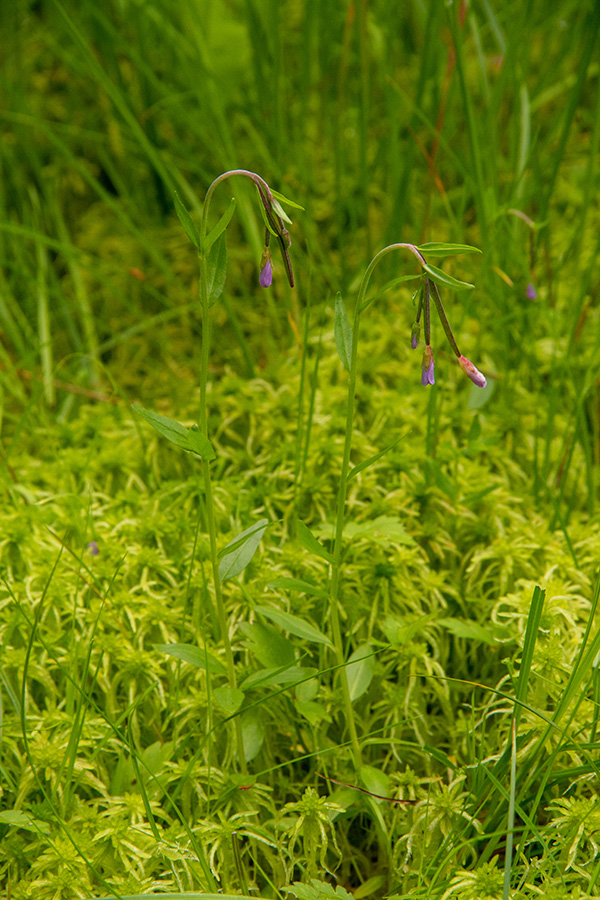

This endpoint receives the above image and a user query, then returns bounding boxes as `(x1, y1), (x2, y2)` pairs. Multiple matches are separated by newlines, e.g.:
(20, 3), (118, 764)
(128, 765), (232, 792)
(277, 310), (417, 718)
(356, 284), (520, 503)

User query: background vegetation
(1, 1), (600, 898)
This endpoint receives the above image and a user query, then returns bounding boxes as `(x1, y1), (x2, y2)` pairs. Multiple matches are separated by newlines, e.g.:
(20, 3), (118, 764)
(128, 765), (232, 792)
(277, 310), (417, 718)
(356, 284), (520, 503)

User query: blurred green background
(2, 3), (600, 895)
(2, 0), (598, 428)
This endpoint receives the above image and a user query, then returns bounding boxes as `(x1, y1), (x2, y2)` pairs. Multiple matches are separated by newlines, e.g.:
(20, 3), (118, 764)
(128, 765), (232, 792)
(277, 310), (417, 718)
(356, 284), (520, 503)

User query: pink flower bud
(458, 355), (487, 388)
(526, 282), (537, 300)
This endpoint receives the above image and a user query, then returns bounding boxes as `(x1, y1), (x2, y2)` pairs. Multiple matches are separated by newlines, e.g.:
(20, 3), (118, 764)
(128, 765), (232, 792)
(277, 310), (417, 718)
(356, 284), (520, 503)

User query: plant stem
(198, 183), (247, 773)
(329, 243), (426, 771)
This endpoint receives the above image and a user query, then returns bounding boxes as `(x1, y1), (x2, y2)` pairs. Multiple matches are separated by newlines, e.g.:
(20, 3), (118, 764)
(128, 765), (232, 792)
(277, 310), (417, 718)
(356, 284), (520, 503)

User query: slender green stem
(198, 183), (247, 773)
(329, 242), (425, 771)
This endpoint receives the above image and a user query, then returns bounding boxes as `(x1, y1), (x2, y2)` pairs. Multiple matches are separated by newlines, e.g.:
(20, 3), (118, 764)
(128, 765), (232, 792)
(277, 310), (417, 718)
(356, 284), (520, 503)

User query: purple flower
(526, 282), (537, 300)
(411, 322), (420, 350)
(88, 541), (99, 556)
(458, 355), (487, 388)
(421, 345), (435, 386)
(259, 260), (272, 287)
(259, 246), (272, 287)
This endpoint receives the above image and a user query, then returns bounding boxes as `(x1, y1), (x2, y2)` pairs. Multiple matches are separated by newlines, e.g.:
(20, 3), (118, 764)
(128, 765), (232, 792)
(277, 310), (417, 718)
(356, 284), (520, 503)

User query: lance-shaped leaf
(173, 191), (201, 251)
(268, 576), (327, 600)
(132, 405), (215, 460)
(347, 433), (408, 481)
(296, 518), (334, 563)
(334, 292), (353, 372)
(270, 188), (305, 211)
(219, 518), (269, 583)
(202, 197), (236, 253)
(271, 195), (293, 225)
(155, 642), (226, 675)
(256, 604), (333, 647)
(346, 644), (375, 702)
(421, 262), (474, 291)
(417, 242), (481, 257)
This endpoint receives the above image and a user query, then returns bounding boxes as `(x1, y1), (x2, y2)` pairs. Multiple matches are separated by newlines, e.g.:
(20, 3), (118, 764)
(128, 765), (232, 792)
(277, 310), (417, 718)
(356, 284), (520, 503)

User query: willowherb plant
(326, 241), (487, 769)
(133, 169), (301, 772)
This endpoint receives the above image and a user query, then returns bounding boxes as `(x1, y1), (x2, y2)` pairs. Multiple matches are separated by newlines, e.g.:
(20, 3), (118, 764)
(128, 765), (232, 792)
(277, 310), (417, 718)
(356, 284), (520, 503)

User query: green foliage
(1, 0), (600, 897)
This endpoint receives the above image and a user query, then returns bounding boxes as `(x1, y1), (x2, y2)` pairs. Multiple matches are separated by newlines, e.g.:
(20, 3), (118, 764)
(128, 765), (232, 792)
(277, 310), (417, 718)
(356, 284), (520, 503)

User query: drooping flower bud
(421, 345), (435, 386)
(259, 246), (272, 287)
(411, 322), (420, 350)
(458, 355), (487, 388)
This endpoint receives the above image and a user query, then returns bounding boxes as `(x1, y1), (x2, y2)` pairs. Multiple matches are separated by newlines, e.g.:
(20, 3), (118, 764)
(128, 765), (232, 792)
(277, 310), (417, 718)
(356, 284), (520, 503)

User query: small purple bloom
(88, 541), (99, 556)
(526, 282), (537, 300)
(421, 345), (435, 386)
(411, 322), (420, 349)
(259, 245), (272, 287)
(259, 259), (272, 287)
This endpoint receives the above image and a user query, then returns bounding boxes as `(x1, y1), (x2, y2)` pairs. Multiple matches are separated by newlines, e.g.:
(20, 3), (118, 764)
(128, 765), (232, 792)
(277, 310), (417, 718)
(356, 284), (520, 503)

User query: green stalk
(198, 181), (247, 774)
(329, 242), (425, 771)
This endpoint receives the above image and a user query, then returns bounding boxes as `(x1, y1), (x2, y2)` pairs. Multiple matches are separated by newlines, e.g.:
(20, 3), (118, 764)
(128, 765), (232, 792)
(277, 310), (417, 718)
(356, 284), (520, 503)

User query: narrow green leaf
(334, 292), (353, 372)
(270, 188), (305, 211)
(421, 262), (474, 291)
(268, 576), (327, 599)
(514, 586), (545, 725)
(132, 404), (188, 447)
(256, 604), (333, 647)
(132, 405), (215, 461)
(296, 518), (334, 563)
(270, 195), (293, 224)
(257, 199), (279, 238)
(156, 642), (226, 676)
(202, 197), (236, 253)
(438, 617), (496, 644)
(173, 190), (201, 251)
(187, 424), (217, 460)
(346, 644), (375, 702)
(347, 433), (407, 481)
(417, 242), (481, 257)
(221, 519), (270, 555)
(206, 231), (227, 306)
(219, 518), (268, 583)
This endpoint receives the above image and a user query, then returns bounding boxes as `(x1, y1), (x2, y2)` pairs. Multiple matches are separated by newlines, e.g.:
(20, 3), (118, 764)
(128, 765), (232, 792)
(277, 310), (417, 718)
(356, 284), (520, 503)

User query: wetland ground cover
(1, 1), (600, 898)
